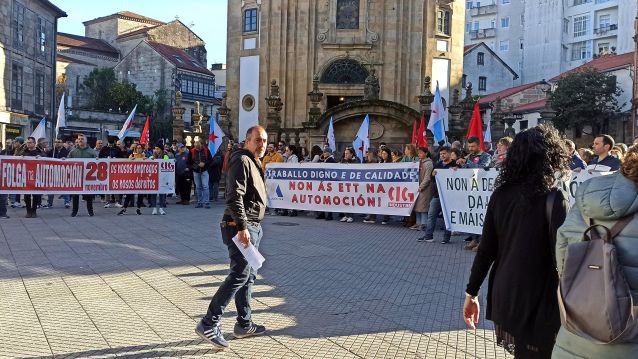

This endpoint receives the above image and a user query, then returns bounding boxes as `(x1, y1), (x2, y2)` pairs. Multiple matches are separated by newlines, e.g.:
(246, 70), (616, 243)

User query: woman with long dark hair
(463, 125), (571, 359)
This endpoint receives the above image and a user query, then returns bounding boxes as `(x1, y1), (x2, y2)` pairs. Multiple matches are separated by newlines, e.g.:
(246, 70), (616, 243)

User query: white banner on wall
(264, 162), (420, 216)
(435, 169), (609, 235)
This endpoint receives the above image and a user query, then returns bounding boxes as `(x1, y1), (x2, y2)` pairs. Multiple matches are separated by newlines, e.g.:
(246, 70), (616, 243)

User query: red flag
(140, 116), (150, 145)
(466, 101), (485, 151)
(411, 120), (418, 145)
(417, 112), (428, 148)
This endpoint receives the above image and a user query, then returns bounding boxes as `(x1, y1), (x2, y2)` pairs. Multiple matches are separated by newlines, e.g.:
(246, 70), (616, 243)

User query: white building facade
(465, 0), (637, 83)
(464, 0), (525, 80)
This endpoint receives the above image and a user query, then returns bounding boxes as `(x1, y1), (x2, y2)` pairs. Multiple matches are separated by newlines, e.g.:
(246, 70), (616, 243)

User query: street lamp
(538, 79), (557, 125)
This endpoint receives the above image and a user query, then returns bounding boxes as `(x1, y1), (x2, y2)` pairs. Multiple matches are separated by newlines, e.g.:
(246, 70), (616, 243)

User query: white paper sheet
(232, 235), (265, 270)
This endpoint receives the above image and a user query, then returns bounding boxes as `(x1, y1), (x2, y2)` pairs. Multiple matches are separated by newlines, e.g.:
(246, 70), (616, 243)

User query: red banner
(0, 156), (174, 194)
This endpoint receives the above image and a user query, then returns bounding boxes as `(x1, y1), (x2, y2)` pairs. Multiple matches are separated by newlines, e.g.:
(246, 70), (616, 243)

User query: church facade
(226, 0), (464, 151)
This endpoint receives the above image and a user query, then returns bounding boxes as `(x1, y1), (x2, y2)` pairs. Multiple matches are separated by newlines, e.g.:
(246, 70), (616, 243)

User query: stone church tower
(226, 0), (464, 151)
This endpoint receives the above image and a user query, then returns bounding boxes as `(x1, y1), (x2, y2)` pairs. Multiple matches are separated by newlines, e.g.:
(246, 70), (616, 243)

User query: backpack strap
(609, 214), (635, 239)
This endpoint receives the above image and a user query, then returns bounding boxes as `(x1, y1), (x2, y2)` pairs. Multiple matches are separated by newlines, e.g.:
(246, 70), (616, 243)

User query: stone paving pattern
(0, 198), (513, 358)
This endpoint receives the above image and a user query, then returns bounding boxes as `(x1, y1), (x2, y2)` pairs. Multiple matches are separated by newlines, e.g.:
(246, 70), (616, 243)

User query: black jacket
(224, 149), (267, 230)
(209, 153), (223, 182)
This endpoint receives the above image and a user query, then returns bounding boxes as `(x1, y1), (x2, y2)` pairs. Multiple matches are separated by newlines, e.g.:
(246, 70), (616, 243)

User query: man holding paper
(196, 125), (268, 349)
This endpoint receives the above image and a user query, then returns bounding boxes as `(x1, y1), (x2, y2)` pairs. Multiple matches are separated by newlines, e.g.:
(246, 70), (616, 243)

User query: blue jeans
(416, 211), (428, 226)
(425, 197), (451, 242)
(149, 194), (167, 208)
(204, 222), (263, 327)
(193, 171), (209, 205)
(0, 194), (7, 216)
(48, 194), (70, 206)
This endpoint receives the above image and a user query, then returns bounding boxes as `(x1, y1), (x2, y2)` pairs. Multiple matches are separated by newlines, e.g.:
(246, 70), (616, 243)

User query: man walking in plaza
(196, 125), (268, 349)
(68, 134), (98, 217)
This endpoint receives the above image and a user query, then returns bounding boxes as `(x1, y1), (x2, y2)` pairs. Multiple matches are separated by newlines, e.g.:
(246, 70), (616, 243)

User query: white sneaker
(13, 202), (22, 208)
(114, 203), (123, 208)
(152, 208), (158, 215)
(340, 216), (348, 222)
(104, 203), (111, 208)
(159, 208), (166, 215)
(346, 217), (354, 223)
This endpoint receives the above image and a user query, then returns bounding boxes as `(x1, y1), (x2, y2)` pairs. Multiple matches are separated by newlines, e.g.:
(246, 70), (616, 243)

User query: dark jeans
(204, 222), (263, 327)
(24, 195), (41, 212)
(123, 194), (144, 208)
(72, 195), (94, 214)
(149, 194), (167, 208)
(210, 181), (220, 201)
(48, 194), (70, 206)
(425, 197), (451, 242)
(176, 174), (191, 202)
(0, 194), (7, 216)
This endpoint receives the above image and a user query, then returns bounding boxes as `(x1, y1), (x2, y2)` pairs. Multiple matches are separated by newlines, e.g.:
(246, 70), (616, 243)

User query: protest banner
(0, 156), (175, 194)
(264, 162), (420, 216)
(436, 169), (609, 234)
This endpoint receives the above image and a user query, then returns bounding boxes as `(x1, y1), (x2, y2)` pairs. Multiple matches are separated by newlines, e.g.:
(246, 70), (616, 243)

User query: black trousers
(122, 194), (145, 208)
(176, 174), (192, 201)
(24, 195), (41, 213)
(72, 195), (94, 214)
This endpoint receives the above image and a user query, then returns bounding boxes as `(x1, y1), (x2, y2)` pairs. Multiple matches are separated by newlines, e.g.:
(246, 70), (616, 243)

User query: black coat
(466, 185), (568, 348)
(209, 153), (223, 182)
(223, 149), (267, 230)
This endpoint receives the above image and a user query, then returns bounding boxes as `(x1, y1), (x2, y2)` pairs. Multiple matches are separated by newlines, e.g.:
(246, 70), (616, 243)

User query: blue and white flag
(484, 112), (492, 144)
(327, 116), (336, 152)
(30, 118), (47, 140)
(352, 114), (370, 163)
(55, 94), (65, 139)
(427, 82), (447, 144)
(117, 105), (137, 141)
(208, 114), (225, 155)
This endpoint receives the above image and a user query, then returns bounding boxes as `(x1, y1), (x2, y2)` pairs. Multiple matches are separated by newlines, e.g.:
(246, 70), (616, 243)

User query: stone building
(0, 0), (66, 144)
(225, 0), (465, 151)
(82, 11), (206, 66)
(56, 32), (119, 109)
(114, 41), (216, 126)
(463, 42), (518, 96)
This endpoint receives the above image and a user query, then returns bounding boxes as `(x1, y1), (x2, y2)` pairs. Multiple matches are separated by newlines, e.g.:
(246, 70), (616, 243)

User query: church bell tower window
(336, 0), (360, 30)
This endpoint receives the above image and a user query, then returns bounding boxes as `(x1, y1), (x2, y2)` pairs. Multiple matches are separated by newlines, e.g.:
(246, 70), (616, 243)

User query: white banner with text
(264, 162), (420, 216)
(435, 169), (609, 234)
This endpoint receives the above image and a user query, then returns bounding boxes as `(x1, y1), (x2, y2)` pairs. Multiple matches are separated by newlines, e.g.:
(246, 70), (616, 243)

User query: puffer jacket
(553, 172), (638, 358)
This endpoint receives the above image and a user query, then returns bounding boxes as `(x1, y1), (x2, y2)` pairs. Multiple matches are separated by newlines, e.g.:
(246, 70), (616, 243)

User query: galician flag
(427, 81), (447, 144)
(327, 116), (336, 151)
(484, 112), (492, 144)
(55, 94), (65, 139)
(117, 105), (137, 141)
(208, 115), (225, 155)
(352, 114), (370, 163)
(31, 118), (47, 140)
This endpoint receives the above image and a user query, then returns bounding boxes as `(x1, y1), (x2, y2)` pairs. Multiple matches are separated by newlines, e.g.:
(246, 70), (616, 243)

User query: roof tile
(550, 52), (634, 81)
(147, 42), (212, 76)
(57, 32), (119, 56)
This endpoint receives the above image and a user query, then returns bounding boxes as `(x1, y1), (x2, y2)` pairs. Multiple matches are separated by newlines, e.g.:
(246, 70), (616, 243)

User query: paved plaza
(0, 198), (512, 359)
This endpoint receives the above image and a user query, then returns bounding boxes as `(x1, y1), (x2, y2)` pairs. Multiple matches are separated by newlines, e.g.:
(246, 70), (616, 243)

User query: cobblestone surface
(0, 198), (512, 358)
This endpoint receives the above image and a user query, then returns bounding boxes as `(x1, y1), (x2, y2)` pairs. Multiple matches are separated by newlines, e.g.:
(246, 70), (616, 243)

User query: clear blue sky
(53, 0), (228, 66)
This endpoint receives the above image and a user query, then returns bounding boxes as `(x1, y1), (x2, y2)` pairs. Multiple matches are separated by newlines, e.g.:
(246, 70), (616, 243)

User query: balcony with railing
(469, 28), (497, 40)
(594, 24), (618, 35)
(470, 4), (498, 16)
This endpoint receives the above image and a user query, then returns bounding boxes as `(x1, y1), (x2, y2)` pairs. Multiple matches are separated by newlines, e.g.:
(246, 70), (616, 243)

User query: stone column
(447, 89), (463, 142)
(265, 80), (283, 144)
(172, 91), (185, 143)
(305, 76), (324, 129)
(217, 93), (232, 139)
